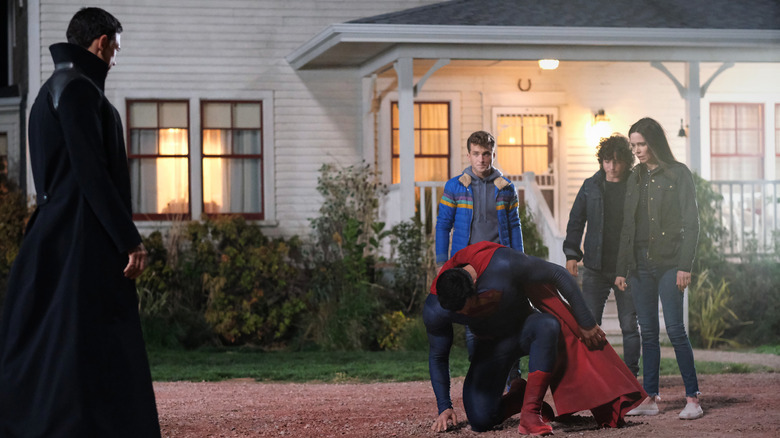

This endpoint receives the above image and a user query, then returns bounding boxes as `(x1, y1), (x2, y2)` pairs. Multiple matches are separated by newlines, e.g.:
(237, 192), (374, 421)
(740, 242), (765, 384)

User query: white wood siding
(34, 0), (441, 238)
(32, 1), (780, 241)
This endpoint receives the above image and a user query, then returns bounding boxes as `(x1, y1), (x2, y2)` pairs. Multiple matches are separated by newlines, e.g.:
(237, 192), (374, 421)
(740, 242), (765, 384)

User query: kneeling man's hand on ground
(432, 408), (457, 432)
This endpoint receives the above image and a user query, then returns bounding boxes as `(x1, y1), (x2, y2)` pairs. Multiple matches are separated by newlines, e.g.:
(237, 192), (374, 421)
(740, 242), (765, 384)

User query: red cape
(432, 242), (646, 427)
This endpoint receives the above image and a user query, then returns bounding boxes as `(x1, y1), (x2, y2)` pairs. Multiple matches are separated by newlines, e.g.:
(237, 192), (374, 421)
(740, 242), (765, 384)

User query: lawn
(147, 346), (771, 382)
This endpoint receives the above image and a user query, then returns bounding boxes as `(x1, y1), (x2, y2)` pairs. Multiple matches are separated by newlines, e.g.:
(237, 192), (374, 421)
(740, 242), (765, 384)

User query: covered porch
(287, 2), (780, 262)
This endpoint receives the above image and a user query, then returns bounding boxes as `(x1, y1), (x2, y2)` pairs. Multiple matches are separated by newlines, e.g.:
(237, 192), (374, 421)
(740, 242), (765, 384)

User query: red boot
(500, 378), (555, 423)
(517, 370), (554, 436)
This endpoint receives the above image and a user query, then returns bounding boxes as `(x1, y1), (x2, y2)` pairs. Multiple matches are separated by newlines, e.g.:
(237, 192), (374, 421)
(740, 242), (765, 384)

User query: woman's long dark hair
(628, 117), (678, 165)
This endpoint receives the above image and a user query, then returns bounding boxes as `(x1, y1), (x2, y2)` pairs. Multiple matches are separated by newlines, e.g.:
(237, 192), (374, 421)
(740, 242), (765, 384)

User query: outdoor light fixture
(587, 109), (612, 146)
(678, 118), (687, 137)
(538, 59), (559, 70)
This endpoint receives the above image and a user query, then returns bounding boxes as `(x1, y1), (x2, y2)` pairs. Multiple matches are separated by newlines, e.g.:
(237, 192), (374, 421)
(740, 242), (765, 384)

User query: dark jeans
(630, 246), (700, 398)
(582, 267), (640, 376)
(464, 313), (559, 432)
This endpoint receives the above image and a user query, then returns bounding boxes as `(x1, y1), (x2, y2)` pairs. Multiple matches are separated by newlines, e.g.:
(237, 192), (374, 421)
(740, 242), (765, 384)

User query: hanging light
(678, 118), (687, 137)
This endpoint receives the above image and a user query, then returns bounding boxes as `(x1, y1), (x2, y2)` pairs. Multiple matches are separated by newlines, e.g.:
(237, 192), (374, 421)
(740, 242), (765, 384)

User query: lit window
(127, 100), (190, 219)
(391, 102), (450, 183)
(711, 103), (764, 180)
(201, 101), (263, 218)
(495, 114), (553, 176)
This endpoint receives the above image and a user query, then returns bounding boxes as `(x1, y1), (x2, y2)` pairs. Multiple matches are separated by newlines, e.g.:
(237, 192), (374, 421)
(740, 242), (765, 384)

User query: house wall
(31, 0), (442, 238)
(30, 1), (780, 242)
(374, 60), (780, 233)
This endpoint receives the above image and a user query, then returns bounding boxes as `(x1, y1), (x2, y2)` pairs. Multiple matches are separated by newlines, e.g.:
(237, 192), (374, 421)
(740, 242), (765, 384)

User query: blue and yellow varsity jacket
(435, 170), (524, 263)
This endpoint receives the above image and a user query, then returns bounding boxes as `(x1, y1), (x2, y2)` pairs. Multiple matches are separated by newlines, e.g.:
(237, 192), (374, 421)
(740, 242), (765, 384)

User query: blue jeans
(582, 267), (640, 376)
(630, 247), (699, 398)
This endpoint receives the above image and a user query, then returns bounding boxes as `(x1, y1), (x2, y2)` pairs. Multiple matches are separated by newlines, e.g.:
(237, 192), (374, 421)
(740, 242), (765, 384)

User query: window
(710, 103), (764, 180)
(127, 100), (190, 219)
(776, 104), (779, 176)
(391, 102), (450, 183)
(201, 101), (264, 218)
(494, 113), (553, 176)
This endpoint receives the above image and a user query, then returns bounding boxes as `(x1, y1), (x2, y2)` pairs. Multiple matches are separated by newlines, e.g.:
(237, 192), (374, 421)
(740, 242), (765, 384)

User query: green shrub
(720, 252), (780, 346)
(519, 203), (548, 259)
(0, 163), (31, 312)
(386, 219), (436, 313)
(377, 310), (414, 350)
(690, 173), (780, 347)
(689, 269), (747, 349)
(692, 173), (728, 274)
(137, 217), (307, 348)
(302, 162), (389, 350)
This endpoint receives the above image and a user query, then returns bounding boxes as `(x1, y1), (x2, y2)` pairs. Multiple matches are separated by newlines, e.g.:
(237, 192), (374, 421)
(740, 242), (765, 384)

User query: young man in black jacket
(563, 134), (639, 376)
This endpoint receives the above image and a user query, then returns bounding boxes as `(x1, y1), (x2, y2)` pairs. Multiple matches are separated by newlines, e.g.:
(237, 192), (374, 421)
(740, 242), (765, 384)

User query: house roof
(287, 0), (780, 71)
(349, 0), (780, 30)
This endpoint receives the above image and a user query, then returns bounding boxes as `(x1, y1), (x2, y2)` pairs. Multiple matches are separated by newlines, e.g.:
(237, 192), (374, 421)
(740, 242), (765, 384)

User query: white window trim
(378, 91), (461, 185)
(120, 90), (276, 234)
(701, 93), (780, 181)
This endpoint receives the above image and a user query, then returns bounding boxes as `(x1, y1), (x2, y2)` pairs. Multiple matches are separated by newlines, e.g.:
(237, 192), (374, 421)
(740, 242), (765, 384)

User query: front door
(492, 107), (556, 216)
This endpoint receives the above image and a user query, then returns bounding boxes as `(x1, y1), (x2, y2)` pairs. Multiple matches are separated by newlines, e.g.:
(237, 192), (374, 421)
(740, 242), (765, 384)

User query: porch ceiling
(286, 24), (780, 73)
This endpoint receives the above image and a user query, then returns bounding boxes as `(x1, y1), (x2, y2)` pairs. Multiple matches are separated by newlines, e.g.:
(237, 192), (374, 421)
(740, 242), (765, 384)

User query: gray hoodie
(464, 166), (501, 245)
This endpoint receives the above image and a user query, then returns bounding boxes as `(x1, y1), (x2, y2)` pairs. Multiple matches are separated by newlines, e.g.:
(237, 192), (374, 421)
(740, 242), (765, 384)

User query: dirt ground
(155, 372), (780, 437)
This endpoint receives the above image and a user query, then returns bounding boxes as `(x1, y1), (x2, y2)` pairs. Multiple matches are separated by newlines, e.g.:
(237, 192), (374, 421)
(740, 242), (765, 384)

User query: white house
(5, 0), (780, 262)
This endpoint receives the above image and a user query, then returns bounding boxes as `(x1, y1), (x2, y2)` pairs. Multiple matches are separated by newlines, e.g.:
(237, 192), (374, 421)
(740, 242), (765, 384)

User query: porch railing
(711, 180), (780, 256)
(415, 172), (564, 265)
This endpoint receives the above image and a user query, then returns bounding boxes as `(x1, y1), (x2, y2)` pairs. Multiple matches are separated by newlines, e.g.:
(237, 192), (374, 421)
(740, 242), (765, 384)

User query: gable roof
(350, 0), (779, 29)
(287, 0), (780, 71)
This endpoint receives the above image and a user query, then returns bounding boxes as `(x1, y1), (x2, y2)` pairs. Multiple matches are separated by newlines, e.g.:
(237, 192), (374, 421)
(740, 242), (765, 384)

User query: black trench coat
(0, 43), (161, 437)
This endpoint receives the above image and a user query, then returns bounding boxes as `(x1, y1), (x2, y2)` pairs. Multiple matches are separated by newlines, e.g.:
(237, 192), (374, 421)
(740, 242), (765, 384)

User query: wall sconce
(587, 109), (612, 146)
(538, 59), (559, 70)
(678, 118), (687, 137)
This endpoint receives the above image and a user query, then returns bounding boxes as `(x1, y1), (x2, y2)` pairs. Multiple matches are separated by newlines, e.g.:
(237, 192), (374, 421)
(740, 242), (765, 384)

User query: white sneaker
(679, 402), (703, 420)
(626, 396), (660, 416)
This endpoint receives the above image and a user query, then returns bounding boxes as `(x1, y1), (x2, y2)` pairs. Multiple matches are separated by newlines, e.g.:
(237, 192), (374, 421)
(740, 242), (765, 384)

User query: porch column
(685, 62), (702, 173)
(395, 57), (415, 219)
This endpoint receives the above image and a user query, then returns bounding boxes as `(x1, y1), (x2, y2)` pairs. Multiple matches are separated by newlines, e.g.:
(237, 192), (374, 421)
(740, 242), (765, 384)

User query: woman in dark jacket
(614, 118), (703, 420)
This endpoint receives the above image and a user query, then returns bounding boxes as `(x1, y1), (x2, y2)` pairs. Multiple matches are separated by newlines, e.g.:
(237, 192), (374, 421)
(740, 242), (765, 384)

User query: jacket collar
(49, 43), (109, 91)
(458, 168), (510, 190)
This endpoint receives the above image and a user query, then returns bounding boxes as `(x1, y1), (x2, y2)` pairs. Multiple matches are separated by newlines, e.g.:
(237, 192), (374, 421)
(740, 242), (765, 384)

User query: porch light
(678, 118), (687, 137)
(538, 59), (559, 70)
(587, 109), (612, 146)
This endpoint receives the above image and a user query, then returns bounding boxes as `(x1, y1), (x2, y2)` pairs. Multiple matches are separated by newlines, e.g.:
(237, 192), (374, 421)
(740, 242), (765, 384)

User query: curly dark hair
(466, 131), (496, 152)
(597, 134), (634, 171)
(66, 7), (123, 48)
(435, 267), (476, 311)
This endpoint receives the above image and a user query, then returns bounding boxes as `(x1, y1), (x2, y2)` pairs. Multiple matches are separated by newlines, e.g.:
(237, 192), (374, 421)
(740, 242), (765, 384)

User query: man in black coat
(0, 8), (161, 437)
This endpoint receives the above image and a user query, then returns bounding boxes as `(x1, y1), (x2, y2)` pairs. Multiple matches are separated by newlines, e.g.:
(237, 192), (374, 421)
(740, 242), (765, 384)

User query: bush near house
(137, 217), (308, 348)
(689, 173), (780, 347)
(0, 162), (32, 314)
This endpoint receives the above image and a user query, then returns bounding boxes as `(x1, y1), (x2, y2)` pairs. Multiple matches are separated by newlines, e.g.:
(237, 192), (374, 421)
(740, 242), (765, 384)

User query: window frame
(709, 102), (765, 180)
(126, 99), (192, 221)
(390, 100), (451, 184)
(200, 99), (265, 220)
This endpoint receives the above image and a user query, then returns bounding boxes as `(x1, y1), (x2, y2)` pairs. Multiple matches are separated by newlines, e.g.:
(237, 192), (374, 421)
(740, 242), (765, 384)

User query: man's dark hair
(436, 267), (476, 311)
(597, 134), (634, 170)
(66, 7), (123, 48)
(466, 131), (496, 153)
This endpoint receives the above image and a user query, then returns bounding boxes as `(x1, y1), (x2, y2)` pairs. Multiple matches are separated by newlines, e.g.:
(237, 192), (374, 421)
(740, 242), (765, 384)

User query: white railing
(711, 180), (780, 256)
(414, 172), (564, 265)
